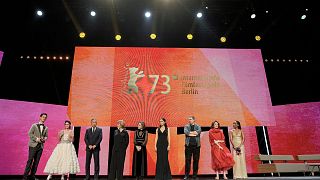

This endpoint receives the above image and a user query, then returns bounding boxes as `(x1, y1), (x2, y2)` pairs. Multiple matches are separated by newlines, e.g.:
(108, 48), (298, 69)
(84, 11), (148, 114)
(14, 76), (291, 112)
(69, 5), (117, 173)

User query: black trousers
(109, 150), (126, 180)
(185, 145), (200, 176)
(85, 149), (100, 179)
(23, 144), (43, 179)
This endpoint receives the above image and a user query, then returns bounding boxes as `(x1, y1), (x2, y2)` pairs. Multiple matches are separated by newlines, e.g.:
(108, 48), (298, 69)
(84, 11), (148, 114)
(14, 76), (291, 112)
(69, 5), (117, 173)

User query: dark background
(0, 0), (318, 107)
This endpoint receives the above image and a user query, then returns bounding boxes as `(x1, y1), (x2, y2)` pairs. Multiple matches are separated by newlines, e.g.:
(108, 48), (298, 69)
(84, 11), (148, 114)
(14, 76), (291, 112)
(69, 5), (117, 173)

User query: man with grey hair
(84, 118), (102, 180)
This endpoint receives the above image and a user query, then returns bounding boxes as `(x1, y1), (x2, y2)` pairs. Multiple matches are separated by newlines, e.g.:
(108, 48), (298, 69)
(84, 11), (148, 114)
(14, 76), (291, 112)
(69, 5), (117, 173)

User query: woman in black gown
(132, 122), (148, 180)
(109, 120), (129, 180)
(155, 118), (172, 180)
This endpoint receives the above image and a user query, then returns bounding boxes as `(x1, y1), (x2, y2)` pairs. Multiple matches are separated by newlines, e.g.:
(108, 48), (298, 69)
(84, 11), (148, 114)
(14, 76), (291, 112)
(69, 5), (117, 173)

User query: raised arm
(58, 130), (64, 140)
(195, 125), (201, 136)
(216, 130), (225, 143)
(184, 125), (190, 136)
(43, 127), (48, 141)
(69, 130), (74, 142)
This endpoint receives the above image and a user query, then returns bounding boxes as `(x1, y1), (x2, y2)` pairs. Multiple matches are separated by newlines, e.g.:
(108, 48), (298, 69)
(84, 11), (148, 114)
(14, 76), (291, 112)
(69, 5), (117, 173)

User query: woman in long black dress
(132, 122), (148, 180)
(109, 120), (129, 180)
(155, 118), (172, 180)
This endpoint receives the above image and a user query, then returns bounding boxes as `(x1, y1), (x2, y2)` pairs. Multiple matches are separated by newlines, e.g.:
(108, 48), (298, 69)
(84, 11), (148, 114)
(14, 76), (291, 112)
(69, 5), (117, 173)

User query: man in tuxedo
(23, 113), (48, 180)
(85, 118), (103, 180)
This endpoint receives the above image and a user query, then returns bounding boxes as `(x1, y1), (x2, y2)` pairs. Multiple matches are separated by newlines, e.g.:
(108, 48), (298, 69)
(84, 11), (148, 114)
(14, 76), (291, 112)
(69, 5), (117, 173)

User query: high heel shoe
(46, 174), (52, 180)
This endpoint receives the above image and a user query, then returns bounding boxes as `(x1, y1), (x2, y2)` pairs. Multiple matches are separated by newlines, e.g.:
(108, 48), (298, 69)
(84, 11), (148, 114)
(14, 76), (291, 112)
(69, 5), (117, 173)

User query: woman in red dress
(209, 121), (235, 179)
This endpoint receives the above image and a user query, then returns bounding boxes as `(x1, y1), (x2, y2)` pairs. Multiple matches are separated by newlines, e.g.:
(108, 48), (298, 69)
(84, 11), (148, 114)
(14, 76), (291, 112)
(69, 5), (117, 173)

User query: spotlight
(220, 36), (226, 43)
(305, 9), (308, 11)
(251, 13), (256, 19)
(187, 34), (193, 40)
(46, 56), (50, 60)
(205, 6), (208, 9)
(33, 56), (37, 59)
(115, 34), (121, 41)
(79, 32), (86, 38)
(265, 10), (269, 13)
(20, 56), (23, 59)
(301, 15), (306, 19)
(197, 12), (202, 18)
(90, 11), (96, 16)
(53, 56), (56, 60)
(255, 35), (261, 41)
(66, 56), (69, 60)
(150, 33), (157, 40)
(40, 56), (44, 59)
(37, 10), (43, 16)
(145, 11), (151, 18)
(26, 56), (30, 59)
(59, 56), (63, 60)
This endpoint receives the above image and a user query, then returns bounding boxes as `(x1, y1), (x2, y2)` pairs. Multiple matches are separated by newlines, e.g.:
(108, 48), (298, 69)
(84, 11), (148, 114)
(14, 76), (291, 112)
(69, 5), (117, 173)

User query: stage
(1, 176), (320, 180)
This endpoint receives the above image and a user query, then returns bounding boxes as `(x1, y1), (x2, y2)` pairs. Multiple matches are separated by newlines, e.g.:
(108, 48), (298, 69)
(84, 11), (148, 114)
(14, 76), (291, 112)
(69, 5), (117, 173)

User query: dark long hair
(235, 120), (241, 129)
(64, 120), (72, 129)
(211, 120), (220, 129)
(159, 118), (168, 128)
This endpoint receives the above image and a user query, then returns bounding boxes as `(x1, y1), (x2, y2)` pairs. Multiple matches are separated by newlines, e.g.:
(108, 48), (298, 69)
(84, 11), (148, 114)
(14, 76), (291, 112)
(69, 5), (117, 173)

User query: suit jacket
(84, 127), (103, 151)
(184, 123), (201, 147)
(28, 123), (48, 148)
(112, 129), (129, 152)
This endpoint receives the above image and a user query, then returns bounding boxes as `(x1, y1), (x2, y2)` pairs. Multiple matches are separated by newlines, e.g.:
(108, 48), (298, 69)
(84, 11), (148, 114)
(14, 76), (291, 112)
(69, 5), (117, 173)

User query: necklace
(137, 130), (144, 138)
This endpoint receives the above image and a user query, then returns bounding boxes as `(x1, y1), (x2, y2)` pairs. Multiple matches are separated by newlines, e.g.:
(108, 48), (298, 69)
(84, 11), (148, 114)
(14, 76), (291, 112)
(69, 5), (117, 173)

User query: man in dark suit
(23, 113), (48, 180)
(84, 118), (103, 180)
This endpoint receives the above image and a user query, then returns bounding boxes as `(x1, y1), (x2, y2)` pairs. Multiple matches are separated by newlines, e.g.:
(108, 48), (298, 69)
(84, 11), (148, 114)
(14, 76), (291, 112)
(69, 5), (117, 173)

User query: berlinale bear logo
(127, 67), (171, 94)
(128, 67), (145, 94)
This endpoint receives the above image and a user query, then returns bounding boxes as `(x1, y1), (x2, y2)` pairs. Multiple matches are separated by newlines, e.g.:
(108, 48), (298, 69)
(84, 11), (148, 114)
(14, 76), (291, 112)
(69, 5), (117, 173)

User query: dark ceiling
(0, 0), (318, 106)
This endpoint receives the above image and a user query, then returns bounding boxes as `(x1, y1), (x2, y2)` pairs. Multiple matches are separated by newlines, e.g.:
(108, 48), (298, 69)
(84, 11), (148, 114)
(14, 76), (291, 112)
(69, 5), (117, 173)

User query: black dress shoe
(183, 175), (189, 180)
(29, 176), (39, 180)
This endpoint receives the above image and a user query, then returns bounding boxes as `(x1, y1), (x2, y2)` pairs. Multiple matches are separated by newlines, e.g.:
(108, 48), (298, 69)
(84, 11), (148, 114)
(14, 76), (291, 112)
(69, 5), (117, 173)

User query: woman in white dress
(44, 120), (80, 180)
(229, 120), (247, 179)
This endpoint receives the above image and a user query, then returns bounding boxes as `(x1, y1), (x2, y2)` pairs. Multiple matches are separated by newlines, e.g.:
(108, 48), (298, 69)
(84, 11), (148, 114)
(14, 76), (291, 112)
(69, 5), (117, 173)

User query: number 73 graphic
(148, 75), (171, 94)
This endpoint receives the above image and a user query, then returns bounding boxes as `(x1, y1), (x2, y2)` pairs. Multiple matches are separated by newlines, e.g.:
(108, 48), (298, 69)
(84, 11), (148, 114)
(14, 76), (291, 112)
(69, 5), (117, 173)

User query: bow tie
(40, 124), (44, 126)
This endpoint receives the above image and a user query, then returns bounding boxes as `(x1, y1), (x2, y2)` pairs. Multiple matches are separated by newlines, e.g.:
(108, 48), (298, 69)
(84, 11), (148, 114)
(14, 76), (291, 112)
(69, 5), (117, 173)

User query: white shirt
(39, 123), (44, 134)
